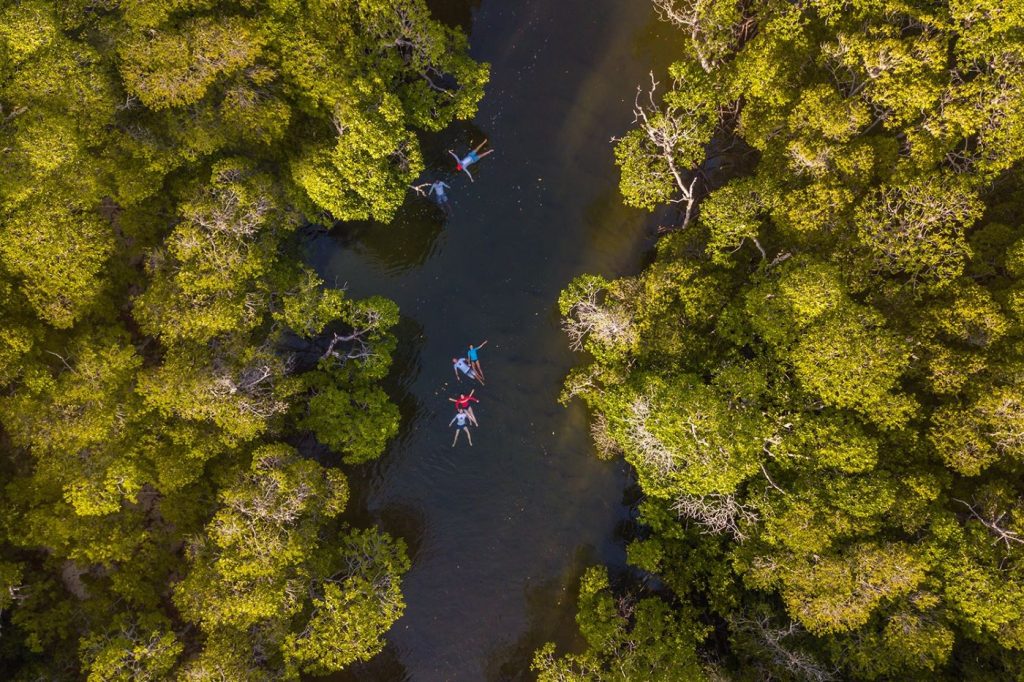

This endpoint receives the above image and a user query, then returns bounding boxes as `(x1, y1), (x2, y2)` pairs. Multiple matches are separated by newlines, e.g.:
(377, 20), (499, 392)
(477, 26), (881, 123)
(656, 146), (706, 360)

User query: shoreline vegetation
(0, 1), (486, 678)
(539, 0), (1024, 679)
(5, 0), (1024, 679)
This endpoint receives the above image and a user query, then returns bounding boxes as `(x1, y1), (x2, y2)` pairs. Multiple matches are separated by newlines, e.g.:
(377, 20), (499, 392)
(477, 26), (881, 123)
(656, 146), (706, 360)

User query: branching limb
(954, 498), (1024, 548)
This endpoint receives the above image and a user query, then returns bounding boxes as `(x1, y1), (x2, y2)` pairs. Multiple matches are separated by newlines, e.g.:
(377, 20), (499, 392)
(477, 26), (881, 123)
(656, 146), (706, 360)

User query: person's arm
(464, 167), (474, 182)
(448, 398), (457, 402)
(442, 182), (450, 190)
(454, 365), (461, 381)
(448, 150), (459, 162)
(449, 415), (457, 426)
(476, 340), (489, 349)
(428, 184), (437, 196)
(469, 395), (479, 404)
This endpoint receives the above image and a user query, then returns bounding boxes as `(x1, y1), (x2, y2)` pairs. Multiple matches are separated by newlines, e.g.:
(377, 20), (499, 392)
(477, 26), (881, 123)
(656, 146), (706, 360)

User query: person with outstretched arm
(448, 139), (494, 182)
(453, 357), (484, 385)
(467, 340), (488, 381)
(449, 390), (480, 426)
(428, 180), (452, 215)
(450, 409), (474, 447)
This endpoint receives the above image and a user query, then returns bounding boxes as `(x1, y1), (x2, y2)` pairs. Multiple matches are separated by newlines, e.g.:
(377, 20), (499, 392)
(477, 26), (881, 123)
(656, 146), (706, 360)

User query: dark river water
(309, 1), (674, 679)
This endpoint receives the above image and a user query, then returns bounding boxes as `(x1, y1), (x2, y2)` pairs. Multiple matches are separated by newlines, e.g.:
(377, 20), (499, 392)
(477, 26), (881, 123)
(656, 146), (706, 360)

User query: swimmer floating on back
(449, 390), (480, 426)
(450, 409), (474, 447)
(449, 139), (494, 182)
(428, 180), (452, 215)
(467, 340), (488, 381)
(453, 357), (484, 385)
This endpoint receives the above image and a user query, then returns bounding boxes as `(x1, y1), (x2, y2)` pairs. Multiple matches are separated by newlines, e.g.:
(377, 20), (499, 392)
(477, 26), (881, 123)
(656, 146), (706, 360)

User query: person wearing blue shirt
(448, 139), (494, 182)
(467, 340), (488, 381)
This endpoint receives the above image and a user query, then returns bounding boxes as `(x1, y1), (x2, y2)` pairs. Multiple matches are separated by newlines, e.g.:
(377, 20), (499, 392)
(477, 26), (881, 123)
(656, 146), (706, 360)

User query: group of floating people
(418, 139), (497, 447)
(414, 139), (496, 215)
(449, 341), (487, 446)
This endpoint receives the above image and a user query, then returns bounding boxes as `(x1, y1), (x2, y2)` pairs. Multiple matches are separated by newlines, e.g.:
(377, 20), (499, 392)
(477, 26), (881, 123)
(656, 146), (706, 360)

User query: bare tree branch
(954, 498), (1024, 548)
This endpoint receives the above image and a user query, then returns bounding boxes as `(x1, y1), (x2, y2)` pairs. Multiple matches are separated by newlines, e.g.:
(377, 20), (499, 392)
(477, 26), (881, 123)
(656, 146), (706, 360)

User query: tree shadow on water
(332, 199), (448, 276)
(342, 314), (426, 521)
(368, 500), (428, 565)
(382, 313), (427, 399)
(425, 0), (482, 33)
(312, 503), (424, 682)
(420, 120), (490, 168)
(314, 640), (411, 682)
(482, 545), (601, 681)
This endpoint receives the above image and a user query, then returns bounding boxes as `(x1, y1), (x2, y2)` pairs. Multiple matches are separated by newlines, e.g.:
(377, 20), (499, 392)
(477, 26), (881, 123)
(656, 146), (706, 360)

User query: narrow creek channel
(308, 1), (675, 678)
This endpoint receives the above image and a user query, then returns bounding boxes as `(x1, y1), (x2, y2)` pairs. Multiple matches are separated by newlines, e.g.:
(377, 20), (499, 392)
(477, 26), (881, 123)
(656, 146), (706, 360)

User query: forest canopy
(542, 0), (1024, 679)
(0, 0), (486, 678)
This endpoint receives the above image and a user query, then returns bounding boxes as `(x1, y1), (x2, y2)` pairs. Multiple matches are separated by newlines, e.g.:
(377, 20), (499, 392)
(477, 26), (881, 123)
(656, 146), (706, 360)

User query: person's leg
(473, 139), (489, 153)
(467, 406), (478, 426)
(472, 360), (484, 380)
(466, 428), (473, 446)
(452, 429), (460, 447)
(477, 149), (495, 159)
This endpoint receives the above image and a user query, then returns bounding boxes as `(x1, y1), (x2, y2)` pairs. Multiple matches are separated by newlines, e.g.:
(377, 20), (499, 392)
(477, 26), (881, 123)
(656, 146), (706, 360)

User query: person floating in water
(450, 409), (474, 447)
(428, 180), (452, 215)
(453, 357), (484, 385)
(467, 340), (488, 381)
(449, 390), (480, 426)
(448, 139), (494, 182)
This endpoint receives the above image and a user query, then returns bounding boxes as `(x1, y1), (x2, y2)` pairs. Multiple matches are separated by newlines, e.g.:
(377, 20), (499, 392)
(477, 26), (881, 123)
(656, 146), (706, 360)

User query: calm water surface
(310, 1), (674, 679)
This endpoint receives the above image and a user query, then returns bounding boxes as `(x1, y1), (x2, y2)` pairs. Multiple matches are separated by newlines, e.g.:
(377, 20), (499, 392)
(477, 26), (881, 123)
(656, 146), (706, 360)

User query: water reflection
(631, 9), (683, 71)
(321, 120), (494, 278)
(310, 0), (672, 677)
(581, 187), (656, 256)
(330, 201), (447, 276)
(344, 314), (426, 522)
(384, 314), (428, 399)
(330, 643), (411, 682)
(482, 545), (600, 681)
(421, 121), (493, 184)
(425, 0), (482, 32)
(377, 501), (429, 564)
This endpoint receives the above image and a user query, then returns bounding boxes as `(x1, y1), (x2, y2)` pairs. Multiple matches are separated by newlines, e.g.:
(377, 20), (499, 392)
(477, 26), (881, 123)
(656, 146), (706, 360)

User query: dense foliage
(0, 0), (486, 678)
(541, 0), (1024, 679)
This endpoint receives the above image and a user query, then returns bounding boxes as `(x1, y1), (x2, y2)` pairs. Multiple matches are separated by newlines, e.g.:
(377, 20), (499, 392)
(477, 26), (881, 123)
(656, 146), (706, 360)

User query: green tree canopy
(0, 0), (486, 676)
(546, 0), (1024, 678)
